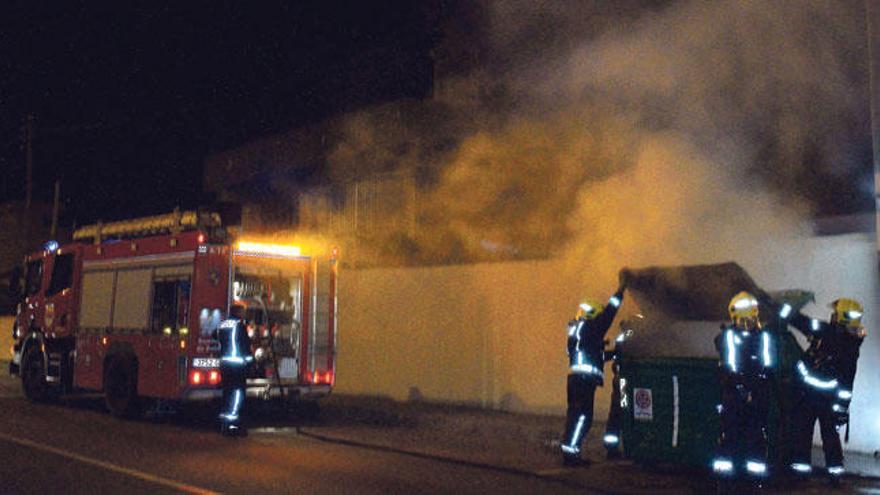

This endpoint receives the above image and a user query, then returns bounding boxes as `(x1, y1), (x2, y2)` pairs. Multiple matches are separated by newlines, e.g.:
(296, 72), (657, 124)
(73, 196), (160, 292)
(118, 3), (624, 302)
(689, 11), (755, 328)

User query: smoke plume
(323, 0), (870, 279)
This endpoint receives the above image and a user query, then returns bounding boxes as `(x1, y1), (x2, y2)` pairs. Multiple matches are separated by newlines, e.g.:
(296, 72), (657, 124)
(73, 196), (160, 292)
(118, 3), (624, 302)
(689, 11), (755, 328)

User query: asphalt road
(0, 372), (587, 495)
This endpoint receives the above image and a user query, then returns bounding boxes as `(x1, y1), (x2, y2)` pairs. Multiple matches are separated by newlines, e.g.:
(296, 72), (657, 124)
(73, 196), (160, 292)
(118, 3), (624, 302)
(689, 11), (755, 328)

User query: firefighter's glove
(832, 402), (850, 427)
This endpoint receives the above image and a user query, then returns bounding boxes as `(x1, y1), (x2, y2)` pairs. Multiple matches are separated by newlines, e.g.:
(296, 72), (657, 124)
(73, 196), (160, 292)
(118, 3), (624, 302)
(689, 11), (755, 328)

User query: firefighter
(777, 298), (866, 481)
(215, 317), (254, 436)
(602, 330), (629, 459)
(560, 271), (627, 467)
(712, 291), (775, 480)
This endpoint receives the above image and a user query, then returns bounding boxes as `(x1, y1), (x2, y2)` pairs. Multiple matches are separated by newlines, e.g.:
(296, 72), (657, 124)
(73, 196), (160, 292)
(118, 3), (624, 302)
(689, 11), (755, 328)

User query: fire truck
(8, 210), (338, 417)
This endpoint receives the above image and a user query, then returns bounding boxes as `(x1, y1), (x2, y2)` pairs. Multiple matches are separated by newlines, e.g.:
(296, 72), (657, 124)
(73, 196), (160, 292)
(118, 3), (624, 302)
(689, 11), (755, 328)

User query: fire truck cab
(9, 210), (338, 417)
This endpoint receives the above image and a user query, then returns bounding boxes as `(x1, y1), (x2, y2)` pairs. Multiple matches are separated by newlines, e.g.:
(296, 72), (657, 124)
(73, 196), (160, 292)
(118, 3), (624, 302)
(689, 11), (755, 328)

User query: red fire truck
(8, 210), (338, 417)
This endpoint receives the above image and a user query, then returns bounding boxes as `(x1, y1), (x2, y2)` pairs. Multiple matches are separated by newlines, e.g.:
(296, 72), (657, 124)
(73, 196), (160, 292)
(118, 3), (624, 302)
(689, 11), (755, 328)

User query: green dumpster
(621, 356), (719, 467)
(616, 263), (811, 472)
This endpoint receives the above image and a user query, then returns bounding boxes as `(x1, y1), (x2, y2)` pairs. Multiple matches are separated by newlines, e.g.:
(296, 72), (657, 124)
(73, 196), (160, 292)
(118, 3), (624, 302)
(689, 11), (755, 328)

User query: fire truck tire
(21, 346), (53, 402)
(104, 356), (142, 419)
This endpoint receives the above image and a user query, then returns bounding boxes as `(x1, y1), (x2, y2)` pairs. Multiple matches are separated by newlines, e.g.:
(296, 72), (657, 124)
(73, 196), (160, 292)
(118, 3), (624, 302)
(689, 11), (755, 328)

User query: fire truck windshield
(230, 260), (304, 355)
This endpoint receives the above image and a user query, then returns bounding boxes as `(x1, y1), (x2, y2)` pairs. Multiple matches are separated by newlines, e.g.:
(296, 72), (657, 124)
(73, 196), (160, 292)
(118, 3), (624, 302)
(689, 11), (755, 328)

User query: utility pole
(25, 114), (33, 212)
(50, 179), (61, 239)
(22, 114), (35, 252)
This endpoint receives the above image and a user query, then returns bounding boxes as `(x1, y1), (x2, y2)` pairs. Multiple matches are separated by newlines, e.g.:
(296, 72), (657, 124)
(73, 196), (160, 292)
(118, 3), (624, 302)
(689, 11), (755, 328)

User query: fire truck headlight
(713, 458), (734, 474)
(746, 461), (767, 475)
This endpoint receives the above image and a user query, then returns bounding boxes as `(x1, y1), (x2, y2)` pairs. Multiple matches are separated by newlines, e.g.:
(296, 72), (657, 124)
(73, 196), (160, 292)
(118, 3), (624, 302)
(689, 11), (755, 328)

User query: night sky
(0, 1), (436, 227)
(0, 1), (875, 232)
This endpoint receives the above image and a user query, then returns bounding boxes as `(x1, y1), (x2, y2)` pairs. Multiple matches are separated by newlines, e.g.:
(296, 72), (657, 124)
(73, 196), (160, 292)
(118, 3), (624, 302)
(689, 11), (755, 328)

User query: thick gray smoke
(323, 0), (869, 272)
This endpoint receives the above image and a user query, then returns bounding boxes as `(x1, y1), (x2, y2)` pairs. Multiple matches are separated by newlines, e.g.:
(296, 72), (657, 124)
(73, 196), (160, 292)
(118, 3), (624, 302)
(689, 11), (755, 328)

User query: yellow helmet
(729, 291), (759, 325)
(576, 298), (605, 320)
(831, 298), (863, 328)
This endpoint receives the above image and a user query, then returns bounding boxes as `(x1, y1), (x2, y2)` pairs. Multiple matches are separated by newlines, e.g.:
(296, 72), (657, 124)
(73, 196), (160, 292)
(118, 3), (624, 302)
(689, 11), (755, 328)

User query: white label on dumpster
(634, 388), (653, 421)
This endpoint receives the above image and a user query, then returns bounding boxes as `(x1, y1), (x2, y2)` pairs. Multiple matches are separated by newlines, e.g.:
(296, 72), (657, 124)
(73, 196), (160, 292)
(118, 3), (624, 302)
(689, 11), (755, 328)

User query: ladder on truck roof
(72, 209), (223, 243)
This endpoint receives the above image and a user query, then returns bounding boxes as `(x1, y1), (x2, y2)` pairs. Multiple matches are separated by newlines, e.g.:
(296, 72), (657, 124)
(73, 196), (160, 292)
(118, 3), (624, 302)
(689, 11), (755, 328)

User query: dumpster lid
(618, 263), (813, 358)
(625, 262), (760, 321)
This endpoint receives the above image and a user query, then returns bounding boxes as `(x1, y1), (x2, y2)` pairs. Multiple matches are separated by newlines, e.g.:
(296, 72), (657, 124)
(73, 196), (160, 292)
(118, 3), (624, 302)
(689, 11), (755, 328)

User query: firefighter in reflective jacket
(777, 298), (866, 480)
(215, 318), (254, 436)
(712, 291), (775, 479)
(561, 273), (627, 467)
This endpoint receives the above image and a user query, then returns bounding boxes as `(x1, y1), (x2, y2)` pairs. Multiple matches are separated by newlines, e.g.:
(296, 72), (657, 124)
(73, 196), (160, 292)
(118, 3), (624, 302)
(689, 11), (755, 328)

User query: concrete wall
(336, 233), (880, 454)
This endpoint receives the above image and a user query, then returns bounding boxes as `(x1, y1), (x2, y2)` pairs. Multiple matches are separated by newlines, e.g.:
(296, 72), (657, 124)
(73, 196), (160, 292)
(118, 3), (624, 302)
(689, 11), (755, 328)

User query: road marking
(0, 432), (220, 495)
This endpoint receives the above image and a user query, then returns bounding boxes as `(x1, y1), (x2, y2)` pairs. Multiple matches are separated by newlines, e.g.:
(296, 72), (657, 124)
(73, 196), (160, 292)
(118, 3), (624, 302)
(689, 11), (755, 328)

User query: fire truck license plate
(278, 358), (297, 379)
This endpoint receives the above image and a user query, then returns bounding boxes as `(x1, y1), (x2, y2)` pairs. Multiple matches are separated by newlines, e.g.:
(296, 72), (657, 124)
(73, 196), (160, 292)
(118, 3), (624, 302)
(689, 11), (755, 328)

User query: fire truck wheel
(104, 356), (142, 419)
(21, 346), (52, 402)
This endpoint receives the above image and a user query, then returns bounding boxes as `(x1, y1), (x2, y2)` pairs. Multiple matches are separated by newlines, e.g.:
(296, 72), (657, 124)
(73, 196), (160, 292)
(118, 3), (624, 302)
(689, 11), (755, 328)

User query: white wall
(335, 232), (880, 454)
(740, 233), (880, 455)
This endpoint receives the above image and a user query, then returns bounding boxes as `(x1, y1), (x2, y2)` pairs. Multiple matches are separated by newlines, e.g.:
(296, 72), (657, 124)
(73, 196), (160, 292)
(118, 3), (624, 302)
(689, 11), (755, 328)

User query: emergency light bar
(234, 241), (302, 258)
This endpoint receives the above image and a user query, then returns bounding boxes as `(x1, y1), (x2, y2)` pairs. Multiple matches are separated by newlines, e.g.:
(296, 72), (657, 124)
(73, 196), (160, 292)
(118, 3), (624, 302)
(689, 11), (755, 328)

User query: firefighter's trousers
(792, 385), (843, 471)
(561, 374), (597, 458)
(604, 371), (622, 452)
(717, 378), (770, 474)
(220, 363), (247, 426)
